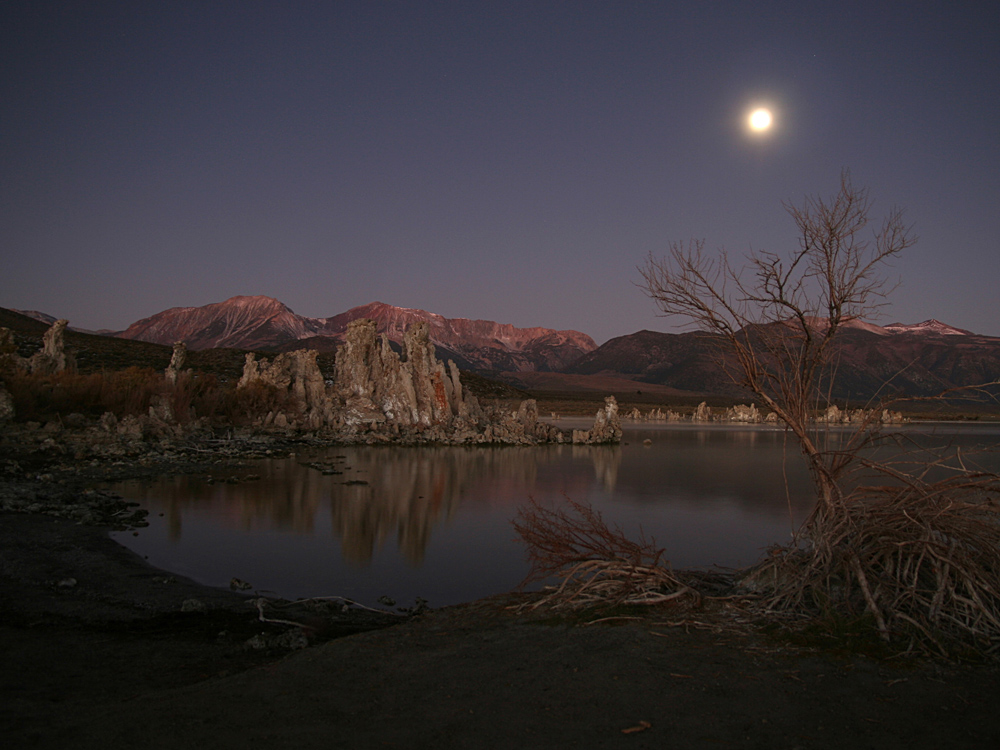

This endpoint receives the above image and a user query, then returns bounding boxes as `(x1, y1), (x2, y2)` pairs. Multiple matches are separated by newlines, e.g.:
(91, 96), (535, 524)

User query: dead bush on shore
(745, 464), (1000, 657)
(512, 497), (699, 610)
(215, 379), (294, 425)
(512, 435), (1000, 656)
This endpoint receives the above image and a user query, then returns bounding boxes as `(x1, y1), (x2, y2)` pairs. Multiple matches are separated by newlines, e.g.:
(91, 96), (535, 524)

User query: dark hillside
(3, 307), (255, 378)
(564, 325), (1000, 408)
(564, 329), (752, 398)
(0, 307), (49, 335)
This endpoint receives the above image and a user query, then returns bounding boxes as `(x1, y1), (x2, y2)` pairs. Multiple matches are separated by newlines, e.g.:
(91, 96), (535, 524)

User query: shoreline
(3, 430), (1000, 747)
(3, 508), (1000, 748)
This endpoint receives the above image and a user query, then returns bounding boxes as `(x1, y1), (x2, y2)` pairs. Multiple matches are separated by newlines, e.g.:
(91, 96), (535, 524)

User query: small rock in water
(57, 577), (78, 588)
(181, 598), (207, 612)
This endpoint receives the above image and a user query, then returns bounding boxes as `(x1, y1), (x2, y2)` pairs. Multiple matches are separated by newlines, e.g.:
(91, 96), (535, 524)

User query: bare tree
(638, 171), (915, 521)
(638, 173), (1000, 654)
(511, 174), (997, 652)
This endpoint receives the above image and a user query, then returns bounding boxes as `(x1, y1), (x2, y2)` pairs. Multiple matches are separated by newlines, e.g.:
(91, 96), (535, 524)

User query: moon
(748, 108), (773, 132)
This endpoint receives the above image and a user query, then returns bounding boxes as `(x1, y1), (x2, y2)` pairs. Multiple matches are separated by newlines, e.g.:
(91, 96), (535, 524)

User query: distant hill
(0, 307), (50, 335)
(116, 296), (317, 351)
(563, 329), (746, 395)
(9, 309), (115, 337)
(566, 322), (1000, 403)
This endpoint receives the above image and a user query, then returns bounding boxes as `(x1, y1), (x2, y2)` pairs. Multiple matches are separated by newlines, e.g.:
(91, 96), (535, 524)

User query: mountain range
(559, 319), (1000, 402)
(8, 296), (1000, 404)
(112, 296), (597, 373)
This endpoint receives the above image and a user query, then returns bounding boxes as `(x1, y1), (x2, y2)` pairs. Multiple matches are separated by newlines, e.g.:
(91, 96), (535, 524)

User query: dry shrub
(181, 378), (296, 426)
(158, 371), (229, 425)
(747, 472), (1000, 657)
(172, 372), (233, 425)
(215, 380), (295, 425)
(100, 367), (162, 416)
(1, 367), (293, 427)
(3, 368), (161, 421)
(3, 371), (95, 421)
(513, 497), (698, 610)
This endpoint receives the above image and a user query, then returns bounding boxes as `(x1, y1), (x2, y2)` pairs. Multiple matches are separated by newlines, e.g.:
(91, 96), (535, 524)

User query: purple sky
(2, 1), (998, 343)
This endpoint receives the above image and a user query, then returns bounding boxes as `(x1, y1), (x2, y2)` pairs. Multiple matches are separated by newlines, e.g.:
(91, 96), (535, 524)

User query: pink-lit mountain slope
(311, 302), (596, 372)
(116, 296), (325, 351)
(115, 296), (597, 372)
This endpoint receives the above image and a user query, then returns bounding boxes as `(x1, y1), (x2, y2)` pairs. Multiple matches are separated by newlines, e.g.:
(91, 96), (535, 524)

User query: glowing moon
(748, 108), (773, 131)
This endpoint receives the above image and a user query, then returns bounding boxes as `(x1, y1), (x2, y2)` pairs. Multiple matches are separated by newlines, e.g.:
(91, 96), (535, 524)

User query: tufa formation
(237, 319), (619, 445)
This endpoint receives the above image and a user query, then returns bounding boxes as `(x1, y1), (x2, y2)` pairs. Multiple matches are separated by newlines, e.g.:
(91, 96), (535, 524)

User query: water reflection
(112, 423), (1000, 605)
(118, 444), (623, 567)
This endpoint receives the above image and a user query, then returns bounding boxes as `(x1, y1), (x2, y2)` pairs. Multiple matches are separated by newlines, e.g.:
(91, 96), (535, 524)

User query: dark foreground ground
(2, 512), (999, 750)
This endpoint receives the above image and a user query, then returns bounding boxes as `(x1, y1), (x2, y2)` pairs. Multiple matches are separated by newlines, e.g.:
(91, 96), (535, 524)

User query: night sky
(3, 1), (998, 343)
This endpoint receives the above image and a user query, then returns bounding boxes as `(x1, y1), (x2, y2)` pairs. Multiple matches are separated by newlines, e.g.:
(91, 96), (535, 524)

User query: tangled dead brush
(744, 471), (1000, 657)
(511, 452), (1000, 659)
(512, 497), (699, 611)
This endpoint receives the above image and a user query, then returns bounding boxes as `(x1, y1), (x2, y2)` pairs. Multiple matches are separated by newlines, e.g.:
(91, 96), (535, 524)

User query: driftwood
(253, 595), (407, 630)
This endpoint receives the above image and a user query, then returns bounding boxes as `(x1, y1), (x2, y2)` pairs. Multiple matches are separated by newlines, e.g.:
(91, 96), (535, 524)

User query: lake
(111, 420), (1000, 608)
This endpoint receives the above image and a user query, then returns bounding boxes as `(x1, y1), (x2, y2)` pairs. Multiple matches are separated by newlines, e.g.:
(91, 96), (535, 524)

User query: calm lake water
(111, 421), (1000, 608)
